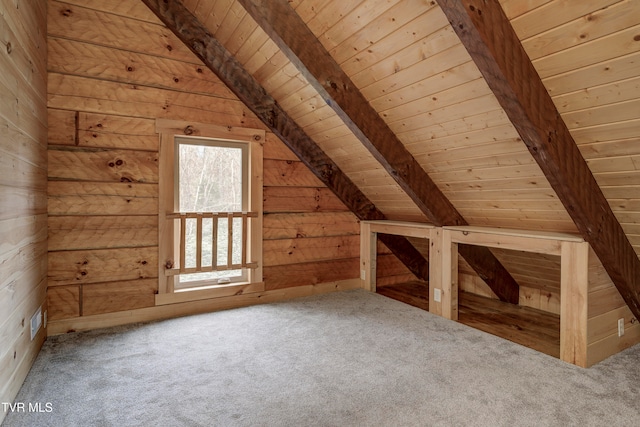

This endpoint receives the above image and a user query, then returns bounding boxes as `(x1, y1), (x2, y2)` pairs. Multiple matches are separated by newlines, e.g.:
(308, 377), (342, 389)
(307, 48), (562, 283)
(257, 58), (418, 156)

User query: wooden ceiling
(175, 0), (639, 237)
(144, 0), (640, 314)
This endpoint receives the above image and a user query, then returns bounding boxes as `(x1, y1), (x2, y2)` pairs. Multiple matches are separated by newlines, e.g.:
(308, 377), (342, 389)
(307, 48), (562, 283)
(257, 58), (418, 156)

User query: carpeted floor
(3, 289), (640, 426)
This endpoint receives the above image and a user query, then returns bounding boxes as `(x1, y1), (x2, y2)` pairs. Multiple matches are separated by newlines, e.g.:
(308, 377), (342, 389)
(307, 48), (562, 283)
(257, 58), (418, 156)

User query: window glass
(175, 138), (248, 287)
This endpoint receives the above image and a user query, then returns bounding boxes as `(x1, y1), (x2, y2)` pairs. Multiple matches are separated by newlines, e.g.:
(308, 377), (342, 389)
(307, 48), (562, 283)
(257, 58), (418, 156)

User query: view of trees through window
(177, 139), (247, 285)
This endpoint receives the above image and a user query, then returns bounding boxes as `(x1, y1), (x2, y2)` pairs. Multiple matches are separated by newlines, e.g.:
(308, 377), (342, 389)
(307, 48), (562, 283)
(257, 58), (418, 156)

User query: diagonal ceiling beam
(236, 0), (520, 304)
(141, 0), (430, 282)
(437, 0), (640, 320)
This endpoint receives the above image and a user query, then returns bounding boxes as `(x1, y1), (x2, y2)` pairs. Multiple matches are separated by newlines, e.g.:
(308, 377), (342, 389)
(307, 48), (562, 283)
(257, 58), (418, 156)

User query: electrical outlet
(30, 307), (42, 341)
(618, 318), (625, 337)
(43, 310), (47, 329)
(434, 288), (442, 303)
(360, 269), (366, 280)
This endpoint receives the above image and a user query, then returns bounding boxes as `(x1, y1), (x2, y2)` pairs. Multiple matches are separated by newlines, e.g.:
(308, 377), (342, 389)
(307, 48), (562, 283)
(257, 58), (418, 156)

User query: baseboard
(48, 279), (361, 335)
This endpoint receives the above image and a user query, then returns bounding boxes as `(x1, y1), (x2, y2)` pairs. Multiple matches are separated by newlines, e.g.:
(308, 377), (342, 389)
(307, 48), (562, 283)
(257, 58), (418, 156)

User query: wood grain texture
(82, 278), (157, 316)
(47, 182), (158, 216)
(48, 246), (158, 287)
(48, 216), (158, 250)
(0, 1), (47, 421)
(439, 0), (640, 319)
(142, 0), (431, 281)
(263, 258), (359, 290)
(48, 148), (158, 183)
(236, 0), (519, 303)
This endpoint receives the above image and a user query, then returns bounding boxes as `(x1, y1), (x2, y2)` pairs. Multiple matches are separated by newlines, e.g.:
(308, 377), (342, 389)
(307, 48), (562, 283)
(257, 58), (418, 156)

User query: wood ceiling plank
(202, 0), (234, 33)
(420, 151), (537, 173)
(329, 0), (436, 65)
(225, 12), (260, 55)
(193, 0), (216, 19)
(571, 119), (640, 145)
(213, 0), (247, 45)
(234, 27), (270, 65)
(580, 138), (640, 162)
(304, 0), (361, 38)
(554, 76), (640, 113)
(380, 78), (491, 124)
(293, 0), (334, 24)
(563, 99), (640, 130)
(341, 5), (449, 77)
(142, 0), (431, 282)
(510, 0), (620, 40)
(370, 61), (483, 112)
(238, 0), (521, 303)
(243, 38), (279, 74)
(533, 24), (640, 78)
(447, 187), (560, 201)
(439, 0), (640, 319)
(543, 51), (640, 97)
(319, 0), (398, 51)
(521, 0), (639, 60)
(356, 28), (463, 94)
(397, 109), (510, 144)
(498, 0), (552, 20)
(387, 94), (502, 134)
(404, 124), (520, 154)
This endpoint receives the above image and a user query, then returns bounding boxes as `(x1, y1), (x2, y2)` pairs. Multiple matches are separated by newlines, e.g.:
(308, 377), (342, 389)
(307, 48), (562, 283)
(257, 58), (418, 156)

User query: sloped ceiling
(147, 0), (640, 315)
(184, 0), (580, 229)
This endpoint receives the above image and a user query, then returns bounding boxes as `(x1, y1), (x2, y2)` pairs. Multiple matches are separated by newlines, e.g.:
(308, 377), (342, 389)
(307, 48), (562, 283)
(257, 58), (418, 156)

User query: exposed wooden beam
(437, 0), (640, 320)
(236, 0), (519, 304)
(141, 0), (429, 282)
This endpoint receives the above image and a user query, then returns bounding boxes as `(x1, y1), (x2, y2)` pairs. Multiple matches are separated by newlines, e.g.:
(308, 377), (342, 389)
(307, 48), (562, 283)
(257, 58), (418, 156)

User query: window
(156, 120), (264, 303)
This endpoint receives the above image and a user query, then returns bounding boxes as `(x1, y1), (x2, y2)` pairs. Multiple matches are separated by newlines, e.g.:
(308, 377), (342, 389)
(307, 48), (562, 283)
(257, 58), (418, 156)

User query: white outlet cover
(30, 307), (42, 341)
(618, 318), (625, 337)
(434, 288), (442, 303)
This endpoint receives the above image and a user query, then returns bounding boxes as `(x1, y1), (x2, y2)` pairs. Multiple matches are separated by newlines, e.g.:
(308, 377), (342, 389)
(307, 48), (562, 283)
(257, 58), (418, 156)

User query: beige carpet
(3, 289), (639, 426)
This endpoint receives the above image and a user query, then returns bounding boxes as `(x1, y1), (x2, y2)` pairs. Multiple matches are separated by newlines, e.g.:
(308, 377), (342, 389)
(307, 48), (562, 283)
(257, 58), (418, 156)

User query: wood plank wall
(0, 0), (48, 422)
(45, 0), (406, 327)
(587, 248), (640, 365)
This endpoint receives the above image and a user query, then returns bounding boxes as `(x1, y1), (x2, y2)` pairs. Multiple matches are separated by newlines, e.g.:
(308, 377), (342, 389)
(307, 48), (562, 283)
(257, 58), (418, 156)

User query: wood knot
(115, 159), (123, 166)
(253, 134), (262, 141)
(165, 260), (174, 269)
(127, 66), (134, 72)
(61, 8), (72, 17)
(184, 125), (194, 135)
(6, 42), (11, 54)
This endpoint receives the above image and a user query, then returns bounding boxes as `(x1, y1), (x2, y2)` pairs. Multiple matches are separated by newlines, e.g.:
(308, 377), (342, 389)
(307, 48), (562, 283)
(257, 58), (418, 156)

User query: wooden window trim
(156, 119), (264, 305)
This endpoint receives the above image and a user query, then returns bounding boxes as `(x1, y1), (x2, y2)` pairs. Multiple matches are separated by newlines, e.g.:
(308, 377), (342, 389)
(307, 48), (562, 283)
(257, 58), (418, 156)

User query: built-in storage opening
(377, 247), (562, 359)
(360, 221), (598, 367)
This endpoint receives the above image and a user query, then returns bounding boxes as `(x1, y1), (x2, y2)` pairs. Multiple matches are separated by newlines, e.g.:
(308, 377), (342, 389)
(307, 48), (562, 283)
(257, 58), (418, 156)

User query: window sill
(155, 282), (265, 306)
